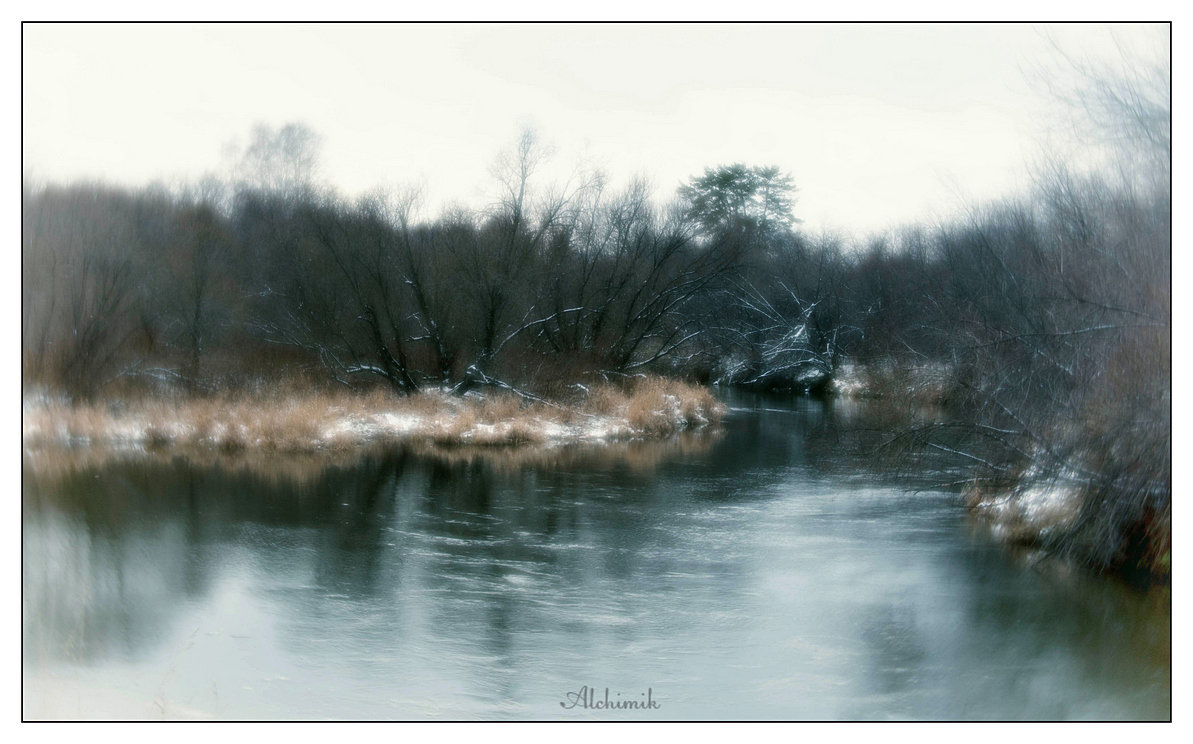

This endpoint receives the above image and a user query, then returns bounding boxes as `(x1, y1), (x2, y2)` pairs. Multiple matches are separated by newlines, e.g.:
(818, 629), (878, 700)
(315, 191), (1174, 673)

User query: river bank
(823, 361), (1170, 582)
(22, 376), (726, 459)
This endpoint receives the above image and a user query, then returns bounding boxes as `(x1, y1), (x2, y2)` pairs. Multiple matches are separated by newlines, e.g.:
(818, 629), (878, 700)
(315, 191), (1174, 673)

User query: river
(22, 394), (1170, 720)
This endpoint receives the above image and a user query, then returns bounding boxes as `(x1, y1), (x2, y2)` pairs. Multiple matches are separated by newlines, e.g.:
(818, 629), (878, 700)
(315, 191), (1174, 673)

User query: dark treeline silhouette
(21, 134), (822, 400)
(23, 72), (1169, 580)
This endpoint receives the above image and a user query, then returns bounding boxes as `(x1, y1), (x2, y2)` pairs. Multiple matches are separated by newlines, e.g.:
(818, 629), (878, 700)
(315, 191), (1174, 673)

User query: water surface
(23, 395), (1170, 720)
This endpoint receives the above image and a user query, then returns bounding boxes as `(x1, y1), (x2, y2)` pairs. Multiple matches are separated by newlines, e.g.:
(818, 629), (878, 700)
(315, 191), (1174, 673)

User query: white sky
(22, 22), (1168, 236)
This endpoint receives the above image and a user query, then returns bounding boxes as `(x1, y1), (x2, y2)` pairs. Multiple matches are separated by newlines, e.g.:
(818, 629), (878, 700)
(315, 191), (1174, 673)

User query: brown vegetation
(22, 376), (727, 463)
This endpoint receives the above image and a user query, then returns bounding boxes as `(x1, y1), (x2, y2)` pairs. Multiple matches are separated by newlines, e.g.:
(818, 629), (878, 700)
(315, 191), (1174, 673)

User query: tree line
(21, 136), (1166, 403)
(22, 129), (826, 400)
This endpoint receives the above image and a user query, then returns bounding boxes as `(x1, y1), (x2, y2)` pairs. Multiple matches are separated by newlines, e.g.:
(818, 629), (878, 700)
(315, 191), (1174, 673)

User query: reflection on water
(22, 395), (1170, 720)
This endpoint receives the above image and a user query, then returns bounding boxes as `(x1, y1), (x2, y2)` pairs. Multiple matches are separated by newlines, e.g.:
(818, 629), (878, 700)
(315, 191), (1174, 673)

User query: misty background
(21, 23), (1167, 235)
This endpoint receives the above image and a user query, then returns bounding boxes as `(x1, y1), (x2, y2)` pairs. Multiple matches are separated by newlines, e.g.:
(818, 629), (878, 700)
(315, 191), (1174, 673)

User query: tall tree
(678, 163), (797, 240)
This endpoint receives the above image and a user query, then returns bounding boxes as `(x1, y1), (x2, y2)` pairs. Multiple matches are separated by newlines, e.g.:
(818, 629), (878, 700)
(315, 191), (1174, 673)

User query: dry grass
(22, 426), (728, 492)
(22, 376), (725, 462)
(579, 376), (725, 431)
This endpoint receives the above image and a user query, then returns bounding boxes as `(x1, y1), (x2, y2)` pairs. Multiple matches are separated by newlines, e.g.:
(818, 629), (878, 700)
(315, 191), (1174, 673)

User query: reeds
(22, 376), (726, 459)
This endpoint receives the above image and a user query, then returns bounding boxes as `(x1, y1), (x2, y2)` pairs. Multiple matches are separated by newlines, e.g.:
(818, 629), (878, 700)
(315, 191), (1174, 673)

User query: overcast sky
(22, 22), (1168, 236)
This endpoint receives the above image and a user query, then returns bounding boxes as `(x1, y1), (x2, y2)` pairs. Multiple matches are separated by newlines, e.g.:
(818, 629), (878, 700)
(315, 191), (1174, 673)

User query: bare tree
(228, 122), (323, 196)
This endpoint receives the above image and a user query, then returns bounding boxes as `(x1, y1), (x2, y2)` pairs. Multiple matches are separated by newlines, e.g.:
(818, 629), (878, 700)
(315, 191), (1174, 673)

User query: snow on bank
(22, 383), (724, 458)
(314, 406), (635, 448)
(967, 470), (1085, 546)
(828, 362), (954, 401)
